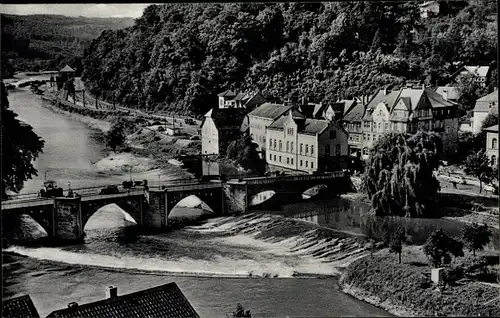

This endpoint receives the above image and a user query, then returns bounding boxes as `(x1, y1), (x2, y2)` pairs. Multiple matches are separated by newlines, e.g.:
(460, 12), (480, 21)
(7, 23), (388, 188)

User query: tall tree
(1, 82), (45, 197)
(423, 229), (464, 268)
(462, 222), (491, 257)
(362, 131), (443, 218)
(464, 149), (492, 193)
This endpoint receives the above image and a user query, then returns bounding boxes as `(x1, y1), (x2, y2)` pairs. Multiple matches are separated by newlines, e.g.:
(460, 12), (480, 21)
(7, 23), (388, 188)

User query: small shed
(58, 65), (75, 83)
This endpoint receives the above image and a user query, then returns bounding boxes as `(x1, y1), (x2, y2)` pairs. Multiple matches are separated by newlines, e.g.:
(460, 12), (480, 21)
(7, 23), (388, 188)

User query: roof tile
(2, 295), (40, 318)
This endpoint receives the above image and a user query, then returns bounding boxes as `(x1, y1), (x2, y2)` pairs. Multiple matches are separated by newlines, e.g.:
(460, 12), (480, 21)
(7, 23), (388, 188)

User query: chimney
(443, 89), (448, 101)
(68, 302), (78, 308)
(106, 286), (118, 299)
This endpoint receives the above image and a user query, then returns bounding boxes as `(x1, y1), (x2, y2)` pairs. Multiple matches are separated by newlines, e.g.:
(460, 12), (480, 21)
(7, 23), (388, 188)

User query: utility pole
(82, 89), (86, 107)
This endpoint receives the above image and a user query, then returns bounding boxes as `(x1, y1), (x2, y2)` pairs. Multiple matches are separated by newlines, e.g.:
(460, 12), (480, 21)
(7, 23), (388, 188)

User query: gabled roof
(247, 103), (291, 120)
(59, 65), (75, 73)
(462, 66), (490, 78)
(2, 295), (40, 318)
(217, 90), (237, 98)
(399, 97), (412, 110)
(424, 88), (456, 108)
(203, 108), (247, 130)
(474, 90), (498, 113)
(48, 283), (199, 318)
(483, 125), (498, 133)
(342, 101), (365, 122)
(398, 87), (425, 111)
(232, 92), (247, 101)
(366, 89), (401, 111)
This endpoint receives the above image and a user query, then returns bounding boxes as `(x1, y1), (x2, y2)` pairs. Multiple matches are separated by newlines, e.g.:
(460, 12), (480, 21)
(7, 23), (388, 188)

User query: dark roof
(48, 283), (199, 318)
(342, 101), (365, 122)
(204, 108), (246, 130)
(3, 295), (40, 318)
(232, 92), (247, 101)
(483, 124), (498, 133)
(59, 65), (75, 73)
(268, 113), (329, 135)
(366, 89), (401, 111)
(399, 97), (412, 110)
(247, 103), (291, 119)
(425, 88), (456, 108)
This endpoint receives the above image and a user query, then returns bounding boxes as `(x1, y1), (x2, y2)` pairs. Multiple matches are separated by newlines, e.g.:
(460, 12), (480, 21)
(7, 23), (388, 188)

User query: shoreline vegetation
(339, 247), (500, 317)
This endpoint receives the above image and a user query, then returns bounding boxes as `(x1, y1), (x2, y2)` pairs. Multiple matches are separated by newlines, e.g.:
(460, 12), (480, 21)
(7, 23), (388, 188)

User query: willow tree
(362, 131), (443, 218)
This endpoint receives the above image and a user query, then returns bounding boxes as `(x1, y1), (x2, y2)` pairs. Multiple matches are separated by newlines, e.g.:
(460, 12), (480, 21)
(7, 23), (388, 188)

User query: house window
(325, 144), (330, 155)
(336, 144), (341, 155)
(363, 147), (368, 155)
(385, 123), (389, 131)
(291, 158), (294, 165)
(287, 158), (290, 164)
(311, 145), (314, 155)
(273, 139), (276, 149)
(491, 155), (497, 166)
(492, 138), (497, 149)
(368, 134), (371, 141)
(286, 141), (289, 152)
(300, 160), (303, 167)
(364, 122), (370, 128)
(330, 131), (336, 139)
(378, 123), (381, 131)
(363, 134), (366, 141)
(279, 156), (281, 162)
(279, 140), (283, 151)
(311, 162), (314, 169)
(274, 155), (276, 161)
(269, 138), (272, 148)
(270, 153), (272, 161)
(305, 144), (309, 154)
(300, 143), (303, 154)
(306, 161), (308, 168)
(291, 142), (294, 152)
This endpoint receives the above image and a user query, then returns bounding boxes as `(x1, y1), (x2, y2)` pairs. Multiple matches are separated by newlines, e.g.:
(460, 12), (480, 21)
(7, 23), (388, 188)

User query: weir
(2, 172), (353, 244)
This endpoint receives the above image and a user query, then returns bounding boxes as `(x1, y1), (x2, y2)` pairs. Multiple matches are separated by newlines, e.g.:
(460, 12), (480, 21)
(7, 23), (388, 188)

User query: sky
(0, 4), (156, 18)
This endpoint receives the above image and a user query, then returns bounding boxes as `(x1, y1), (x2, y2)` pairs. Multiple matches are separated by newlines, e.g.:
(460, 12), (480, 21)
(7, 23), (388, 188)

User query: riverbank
(339, 246), (500, 317)
(39, 92), (198, 178)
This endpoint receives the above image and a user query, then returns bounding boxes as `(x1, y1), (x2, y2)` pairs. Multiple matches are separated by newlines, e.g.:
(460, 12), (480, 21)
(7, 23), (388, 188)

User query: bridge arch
(80, 195), (145, 231)
(165, 186), (223, 218)
(3, 212), (49, 243)
(168, 195), (215, 219)
(84, 203), (138, 231)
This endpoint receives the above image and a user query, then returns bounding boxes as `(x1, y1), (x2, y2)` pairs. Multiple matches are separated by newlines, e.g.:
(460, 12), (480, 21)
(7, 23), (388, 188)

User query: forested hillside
(1, 14), (135, 78)
(80, 1), (497, 116)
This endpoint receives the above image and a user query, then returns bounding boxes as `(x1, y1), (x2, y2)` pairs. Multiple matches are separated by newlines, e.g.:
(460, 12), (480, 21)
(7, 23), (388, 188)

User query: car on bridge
(99, 185), (120, 195)
(39, 180), (64, 198)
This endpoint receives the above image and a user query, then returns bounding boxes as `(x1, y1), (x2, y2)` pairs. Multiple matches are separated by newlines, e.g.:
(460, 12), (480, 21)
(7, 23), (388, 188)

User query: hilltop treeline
(1, 14), (135, 78)
(81, 1), (497, 116)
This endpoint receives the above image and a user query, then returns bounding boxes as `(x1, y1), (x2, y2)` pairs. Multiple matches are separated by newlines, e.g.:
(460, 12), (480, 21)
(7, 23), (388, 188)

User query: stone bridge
(2, 172), (352, 244)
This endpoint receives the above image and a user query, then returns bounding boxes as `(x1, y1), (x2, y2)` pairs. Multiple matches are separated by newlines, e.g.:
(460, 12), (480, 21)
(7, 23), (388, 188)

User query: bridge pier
(145, 189), (168, 230)
(53, 197), (84, 243)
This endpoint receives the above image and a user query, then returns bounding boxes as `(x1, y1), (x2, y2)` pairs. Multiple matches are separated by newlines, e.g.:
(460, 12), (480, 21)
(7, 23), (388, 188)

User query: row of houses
(201, 71), (497, 173)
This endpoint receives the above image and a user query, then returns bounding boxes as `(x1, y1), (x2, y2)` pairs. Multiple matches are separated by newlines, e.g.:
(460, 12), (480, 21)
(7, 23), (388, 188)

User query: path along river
(3, 85), (390, 317)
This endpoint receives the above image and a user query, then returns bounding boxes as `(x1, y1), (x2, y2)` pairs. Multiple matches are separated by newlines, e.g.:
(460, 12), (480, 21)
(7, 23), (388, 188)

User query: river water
(2, 87), (390, 317)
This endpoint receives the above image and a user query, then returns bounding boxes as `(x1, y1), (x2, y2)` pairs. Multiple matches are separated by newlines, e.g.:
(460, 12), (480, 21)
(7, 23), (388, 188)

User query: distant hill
(1, 14), (135, 78)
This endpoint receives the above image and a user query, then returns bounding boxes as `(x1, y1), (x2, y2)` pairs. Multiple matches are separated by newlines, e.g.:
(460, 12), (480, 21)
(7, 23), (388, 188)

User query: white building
(472, 90), (498, 134)
(419, 1), (440, 19)
(265, 110), (349, 173)
(201, 108), (247, 155)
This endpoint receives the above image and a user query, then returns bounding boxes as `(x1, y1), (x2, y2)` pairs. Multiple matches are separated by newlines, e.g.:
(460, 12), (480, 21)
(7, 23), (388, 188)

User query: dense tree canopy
(1, 14), (134, 77)
(81, 1), (497, 116)
(362, 131), (443, 218)
(1, 82), (45, 197)
(423, 229), (464, 268)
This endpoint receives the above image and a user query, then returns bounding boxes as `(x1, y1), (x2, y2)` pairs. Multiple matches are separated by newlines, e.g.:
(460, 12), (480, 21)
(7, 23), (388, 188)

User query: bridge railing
(243, 171), (346, 184)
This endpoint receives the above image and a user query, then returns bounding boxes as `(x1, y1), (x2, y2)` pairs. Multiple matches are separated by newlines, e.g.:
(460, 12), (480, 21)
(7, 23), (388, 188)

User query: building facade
(265, 110), (348, 173)
(455, 66), (491, 88)
(217, 90), (266, 110)
(201, 108), (247, 156)
(419, 1), (440, 19)
(246, 103), (292, 155)
(472, 90), (498, 134)
(484, 125), (498, 167)
(353, 84), (461, 159)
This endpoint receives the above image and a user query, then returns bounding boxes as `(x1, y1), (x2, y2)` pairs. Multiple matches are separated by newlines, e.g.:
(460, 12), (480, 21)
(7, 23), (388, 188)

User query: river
(2, 86), (391, 317)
